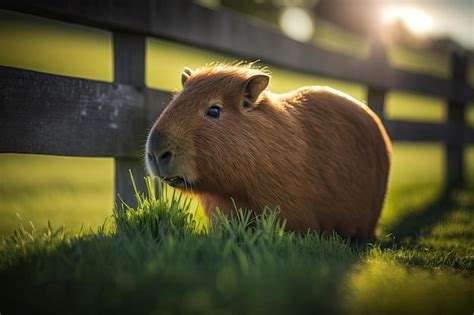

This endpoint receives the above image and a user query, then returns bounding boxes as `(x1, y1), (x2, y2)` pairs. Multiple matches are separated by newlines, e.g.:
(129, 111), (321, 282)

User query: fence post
(367, 36), (388, 120)
(446, 51), (467, 190)
(113, 31), (147, 209)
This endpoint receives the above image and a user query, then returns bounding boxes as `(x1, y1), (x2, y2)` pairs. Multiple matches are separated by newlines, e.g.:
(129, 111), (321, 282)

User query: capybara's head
(146, 64), (271, 197)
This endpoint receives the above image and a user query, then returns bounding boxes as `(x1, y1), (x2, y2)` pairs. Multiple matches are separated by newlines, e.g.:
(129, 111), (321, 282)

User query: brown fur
(146, 64), (391, 239)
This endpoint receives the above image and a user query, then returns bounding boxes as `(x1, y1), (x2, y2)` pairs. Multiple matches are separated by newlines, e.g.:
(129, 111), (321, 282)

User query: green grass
(0, 9), (112, 81)
(0, 178), (472, 314)
(0, 154), (113, 235)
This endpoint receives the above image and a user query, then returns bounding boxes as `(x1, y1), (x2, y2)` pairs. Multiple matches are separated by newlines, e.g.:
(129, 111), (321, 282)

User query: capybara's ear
(242, 74), (270, 110)
(181, 67), (194, 87)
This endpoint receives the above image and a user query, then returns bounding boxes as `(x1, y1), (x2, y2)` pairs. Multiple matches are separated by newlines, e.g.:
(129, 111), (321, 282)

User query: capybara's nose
(157, 151), (172, 172)
(148, 130), (165, 153)
(147, 130), (173, 176)
(146, 152), (159, 173)
(147, 152), (157, 167)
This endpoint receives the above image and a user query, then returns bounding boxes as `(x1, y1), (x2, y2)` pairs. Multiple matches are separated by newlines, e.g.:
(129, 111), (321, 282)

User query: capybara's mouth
(162, 176), (185, 188)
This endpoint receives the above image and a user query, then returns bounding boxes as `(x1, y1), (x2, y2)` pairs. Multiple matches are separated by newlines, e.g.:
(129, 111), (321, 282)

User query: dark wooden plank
(0, 65), (146, 157)
(466, 128), (474, 144)
(112, 31), (148, 208)
(145, 88), (173, 123)
(386, 69), (453, 99)
(384, 119), (473, 145)
(114, 157), (149, 208)
(385, 119), (448, 143)
(113, 32), (146, 85)
(3, 0), (473, 102)
(446, 51), (468, 189)
(366, 37), (387, 118)
(0, 0), (150, 34)
(367, 88), (385, 119)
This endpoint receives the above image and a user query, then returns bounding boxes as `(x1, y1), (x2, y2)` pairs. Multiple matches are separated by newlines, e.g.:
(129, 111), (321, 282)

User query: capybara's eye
(206, 106), (221, 119)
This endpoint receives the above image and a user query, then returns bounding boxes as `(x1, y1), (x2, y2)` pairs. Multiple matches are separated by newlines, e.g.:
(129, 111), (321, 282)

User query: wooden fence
(1, 0), (473, 207)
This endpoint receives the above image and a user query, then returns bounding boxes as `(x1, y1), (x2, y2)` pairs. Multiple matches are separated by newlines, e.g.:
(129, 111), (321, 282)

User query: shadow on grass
(387, 190), (453, 243)
(387, 186), (474, 244)
(379, 186), (474, 271)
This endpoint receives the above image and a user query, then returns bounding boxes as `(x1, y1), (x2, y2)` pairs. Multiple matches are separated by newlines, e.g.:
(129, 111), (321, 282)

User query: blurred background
(0, 0), (473, 236)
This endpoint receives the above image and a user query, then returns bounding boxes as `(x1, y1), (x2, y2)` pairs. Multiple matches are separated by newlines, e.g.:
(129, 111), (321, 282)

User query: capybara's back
(146, 65), (392, 239)
(285, 86), (391, 238)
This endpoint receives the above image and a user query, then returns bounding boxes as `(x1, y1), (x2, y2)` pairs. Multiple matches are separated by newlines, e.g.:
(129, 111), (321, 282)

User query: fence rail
(0, 0), (473, 205)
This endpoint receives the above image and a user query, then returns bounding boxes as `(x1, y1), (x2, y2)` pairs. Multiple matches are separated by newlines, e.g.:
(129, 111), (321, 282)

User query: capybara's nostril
(147, 152), (159, 172)
(158, 151), (172, 171)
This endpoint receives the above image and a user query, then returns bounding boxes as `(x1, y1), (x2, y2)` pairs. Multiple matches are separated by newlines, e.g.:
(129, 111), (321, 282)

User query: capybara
(146, 64), (391, 239)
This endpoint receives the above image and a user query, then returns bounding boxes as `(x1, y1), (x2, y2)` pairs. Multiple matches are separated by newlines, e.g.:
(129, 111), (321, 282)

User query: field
(1, 172), (473, 314)
(0, 8), (474, 314)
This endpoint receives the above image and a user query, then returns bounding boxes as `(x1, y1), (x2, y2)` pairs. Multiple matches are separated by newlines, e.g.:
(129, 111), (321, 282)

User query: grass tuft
(114, 175), (198, 240)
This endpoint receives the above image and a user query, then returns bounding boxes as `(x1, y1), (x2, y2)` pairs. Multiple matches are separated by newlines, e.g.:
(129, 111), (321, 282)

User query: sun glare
(382, 6), (433, 34)
(279, 7), (314, 42)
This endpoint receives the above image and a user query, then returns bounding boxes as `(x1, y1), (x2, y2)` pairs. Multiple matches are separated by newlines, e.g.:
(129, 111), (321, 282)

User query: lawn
(0, 177), (473, 314)
(0, 8), (473, 314)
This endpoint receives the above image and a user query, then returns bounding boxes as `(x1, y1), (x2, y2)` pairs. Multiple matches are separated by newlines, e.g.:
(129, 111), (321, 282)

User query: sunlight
(382, 5), (433, 34)
(279, 7), (314, 42)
